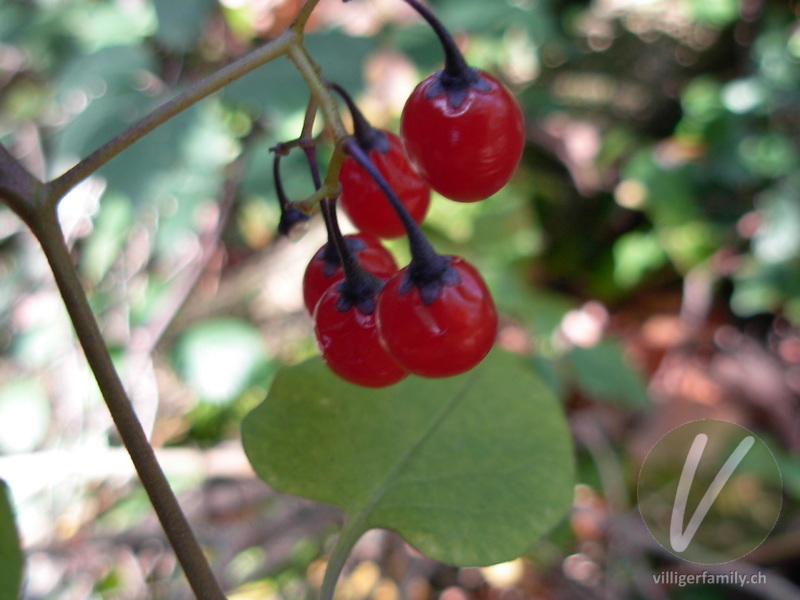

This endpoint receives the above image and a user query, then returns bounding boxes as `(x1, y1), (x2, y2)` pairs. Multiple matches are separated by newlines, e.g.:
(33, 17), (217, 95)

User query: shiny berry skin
(302, 234), (397, 314)
(400, 72), (524, 202)
(313, 284), (407, 388)
(375, 256), (497, 377)
(339, 131), (430, 238)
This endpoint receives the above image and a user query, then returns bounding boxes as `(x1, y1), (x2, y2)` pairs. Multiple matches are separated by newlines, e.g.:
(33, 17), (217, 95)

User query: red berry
(376, 256), (497, 377)
(302, 234), (397, 314)
(313, 284), (407, 388)
(400, 72), (524, 202)
(339, 131), (430, 238)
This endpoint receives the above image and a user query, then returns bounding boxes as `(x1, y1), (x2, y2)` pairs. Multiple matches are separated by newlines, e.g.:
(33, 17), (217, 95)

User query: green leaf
(242, 349), (574, 567)
(0, 479), (23, 599)
(564, 339), (649, 408)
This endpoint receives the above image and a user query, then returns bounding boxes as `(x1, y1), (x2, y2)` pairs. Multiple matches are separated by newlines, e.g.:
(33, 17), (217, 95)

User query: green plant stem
(301, 96), (319, 139)
(287, 44), (348, 207)
(44, 30), (297, 206)
(319, 517), (367, 600)
(30, 208), (227, 600)
(288, 46), (347, 141)
(291, 0), (323, 34)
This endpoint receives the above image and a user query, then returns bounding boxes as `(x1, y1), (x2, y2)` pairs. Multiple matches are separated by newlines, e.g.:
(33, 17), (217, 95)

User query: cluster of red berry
(281, 0), (524, 387)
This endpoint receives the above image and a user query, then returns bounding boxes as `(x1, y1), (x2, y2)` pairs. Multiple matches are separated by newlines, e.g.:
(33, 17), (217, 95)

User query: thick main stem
(327, 82), (388, 153)
(31, 210), (226, 600)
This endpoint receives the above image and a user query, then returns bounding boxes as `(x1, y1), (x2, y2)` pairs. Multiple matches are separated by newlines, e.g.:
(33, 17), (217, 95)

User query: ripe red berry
(302, 234), (397, 314)
(397, 0), (524, 202)
(339, 131), (430, 238)
(401, 72), (524, 202)
(313, 283), (407, 388)
(376, 256), (497, 377)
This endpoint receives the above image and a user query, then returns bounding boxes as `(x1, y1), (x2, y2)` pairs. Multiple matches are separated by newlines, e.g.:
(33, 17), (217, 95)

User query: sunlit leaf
(612, 230), (668, 288)
(174, 318), (270, 405)
(0, 379), (51, 454)
(242, 350), (574, 566)
(753, 180), (800, 264)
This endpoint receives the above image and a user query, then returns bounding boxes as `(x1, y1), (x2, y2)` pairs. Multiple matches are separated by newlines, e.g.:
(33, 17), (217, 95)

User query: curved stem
(319, 518), (367, 600)
(287, 44), (349, 209)
(327, 82), (388, 153)
(320, 199), (377, 291)
(318, 197), (342, 265)
(344, 139), (441, 268)
(301, 96), (320, 141)
(300, 98), (324, 190)
(402, 0), (471, 79)
(344, 139), (451, 302)
(274, 152), (310, 236)
(30, 208), (226, 600)
(44, 30), (298, 206)
(288, 46), (348, 143)
(273, 153), (291, 210)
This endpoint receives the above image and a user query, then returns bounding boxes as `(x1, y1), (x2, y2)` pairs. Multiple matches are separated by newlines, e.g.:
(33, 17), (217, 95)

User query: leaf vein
(389, 462), (532, 487)
(351, 369), (484, 527)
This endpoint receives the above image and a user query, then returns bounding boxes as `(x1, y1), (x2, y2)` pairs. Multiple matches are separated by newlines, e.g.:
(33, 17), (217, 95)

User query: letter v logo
(638, 420), (782, 564)
(669, 433), (755, 553)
